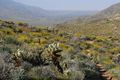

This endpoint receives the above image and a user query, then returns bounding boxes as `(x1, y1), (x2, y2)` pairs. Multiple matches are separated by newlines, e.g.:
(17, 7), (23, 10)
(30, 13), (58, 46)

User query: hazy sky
(14, 0), (120, 11)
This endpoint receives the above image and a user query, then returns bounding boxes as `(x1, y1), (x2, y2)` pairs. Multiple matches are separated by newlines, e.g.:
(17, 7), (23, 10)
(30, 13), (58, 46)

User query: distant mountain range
(0, 0), (96, 25)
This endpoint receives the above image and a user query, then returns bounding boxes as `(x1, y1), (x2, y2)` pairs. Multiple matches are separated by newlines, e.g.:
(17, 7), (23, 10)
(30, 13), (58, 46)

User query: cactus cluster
(113, 54), (120, 64)
(11, 42), (63, 73)
(11, 48), (43, 66)
(42, 42), (63, 73)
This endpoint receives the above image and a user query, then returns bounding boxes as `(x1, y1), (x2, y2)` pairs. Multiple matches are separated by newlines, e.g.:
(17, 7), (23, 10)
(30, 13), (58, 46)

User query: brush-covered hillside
(0, 19), (120, 80)
(56, 3), (120, 40)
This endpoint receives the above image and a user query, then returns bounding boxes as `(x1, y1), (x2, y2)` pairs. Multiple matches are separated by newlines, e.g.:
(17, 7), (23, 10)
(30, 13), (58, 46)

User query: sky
(14, 0), (120, 11)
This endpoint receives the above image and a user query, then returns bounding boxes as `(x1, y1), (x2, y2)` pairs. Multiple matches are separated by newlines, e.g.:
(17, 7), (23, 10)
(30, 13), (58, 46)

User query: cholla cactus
(113, 54), (120, 64)
(11, 42), (63, 73)
(47, 43), (62, 55)
(11, 48), (43, 66)
(13, 49), (24, 58)
(11, 49), (24, 67)
(41, 43), (62, 61)
(41, 42), (63, 73)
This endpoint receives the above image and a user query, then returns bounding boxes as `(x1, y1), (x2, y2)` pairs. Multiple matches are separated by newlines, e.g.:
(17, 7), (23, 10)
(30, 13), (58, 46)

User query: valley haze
(0, 0), (97, 26)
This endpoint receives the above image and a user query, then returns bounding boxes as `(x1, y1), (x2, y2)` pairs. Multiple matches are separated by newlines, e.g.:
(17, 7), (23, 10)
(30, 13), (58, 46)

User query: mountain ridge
(56, 2), (120, 37)
(0, 0), (95, 25)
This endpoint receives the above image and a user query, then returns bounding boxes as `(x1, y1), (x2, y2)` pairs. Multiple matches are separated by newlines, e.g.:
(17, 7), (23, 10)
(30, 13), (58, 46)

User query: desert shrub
(80, 35), (95, 41)
(92, 43), (101, 50)
(32, 27), (42, 32)
(0, 30), (3, 36)
(0, 54), (27, 80)
(0, 52), (12, 64)
(79, 42), (91, 49)
(0, 63), (13, 80)
(21, 61), (33, 71)
(17, 22), (28, 27)
(108, 66), (120, 79)
(1, 21), (15, 28)
(40, 38), (47, 44)
(62, 59), (85, 80)
(2, 28), (15, 35)
(13, 27), (23, 33)
(0, 46), (12, 53)
(53, 36), (66, 42)
(61, 45), (102, 80)
(110, 47), (120, 54)
(95, 36), (107, 42)
(27, 66), (56, 80)
(60, 43), (69, 50)
(113, 54), (120, 65)
(84, 68), (102, 80)
(42, 31), (50, 36)
(11, 67), (27, 80)
(105, 64), (116, 70)
(98, 55), (114, 67)
(4, 36), (21, 45)
(67, 71), (85, 80)
(78, 57), (101, 80)
(17, 34), (30, 43)
(86, 35), (96, 41)
(97, 47), (106, 53)
(0, 55), (12, 80)
(29, 32), (42, 37)
(74, 32), (81, 37)
(11, 48), (44, 66)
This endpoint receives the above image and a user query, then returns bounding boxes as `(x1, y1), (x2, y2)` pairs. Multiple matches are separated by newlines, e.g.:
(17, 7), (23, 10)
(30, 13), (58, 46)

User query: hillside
(79, 2), (120, 22)
(57, 2), (120, 38)
(0, 0), (95, 25)
(91, 3), (120, 20)
(0, 0), (48, 19)
(0, 19), (120, 80)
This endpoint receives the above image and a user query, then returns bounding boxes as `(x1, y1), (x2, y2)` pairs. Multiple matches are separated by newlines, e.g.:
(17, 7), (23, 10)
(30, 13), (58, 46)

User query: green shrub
(84, 68), (102, 80)
(0, 46), (12, 53)
(0, 54), (27, 80)
(4, 36), (21, 45)
(27, 67), (56, 80)
(68, 71), (85, 80)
